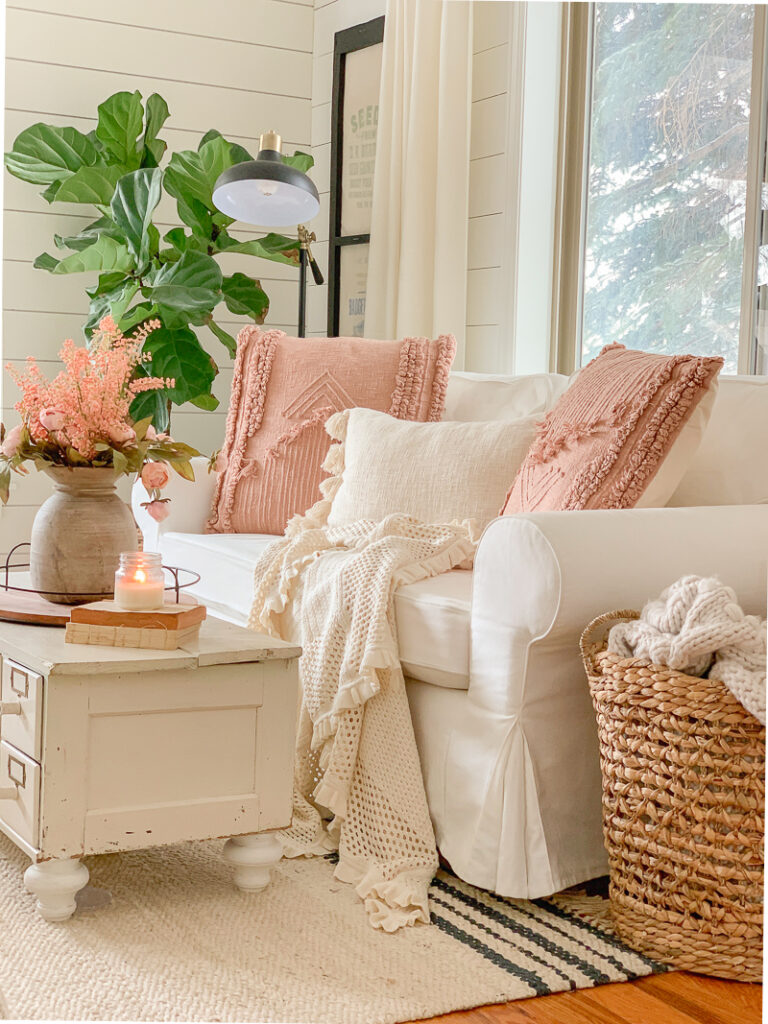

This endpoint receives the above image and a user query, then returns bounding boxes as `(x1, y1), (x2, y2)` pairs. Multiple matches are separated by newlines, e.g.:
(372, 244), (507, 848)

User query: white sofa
(133, 371), (768, 899)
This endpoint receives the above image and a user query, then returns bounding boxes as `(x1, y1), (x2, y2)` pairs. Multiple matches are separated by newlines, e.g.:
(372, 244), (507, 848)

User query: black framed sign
(328, 16), (385, 336)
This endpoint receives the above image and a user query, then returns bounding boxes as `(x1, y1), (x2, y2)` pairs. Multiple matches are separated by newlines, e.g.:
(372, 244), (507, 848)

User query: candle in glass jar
(114, 552), (165, 610)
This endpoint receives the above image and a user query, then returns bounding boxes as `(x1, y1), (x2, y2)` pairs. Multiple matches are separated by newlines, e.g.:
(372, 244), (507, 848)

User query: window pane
(340, 44), (383, 236)
(338, 244), (370, 337)
(581, 4), (755, 371)
(754, 99), (768, 372)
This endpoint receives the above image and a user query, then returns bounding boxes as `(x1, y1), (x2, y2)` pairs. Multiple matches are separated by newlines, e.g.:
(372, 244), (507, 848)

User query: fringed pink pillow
(208, 327), (457, 535)
(503, 343), (723, 514)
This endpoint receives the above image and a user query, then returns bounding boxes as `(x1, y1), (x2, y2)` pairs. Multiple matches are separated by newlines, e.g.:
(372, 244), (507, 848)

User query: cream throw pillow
(321, 407), (539, 529)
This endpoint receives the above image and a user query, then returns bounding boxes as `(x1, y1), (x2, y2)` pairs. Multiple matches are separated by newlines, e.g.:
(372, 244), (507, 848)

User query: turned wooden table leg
(24, 858), (89, 922)
(222, 833), (283, 892)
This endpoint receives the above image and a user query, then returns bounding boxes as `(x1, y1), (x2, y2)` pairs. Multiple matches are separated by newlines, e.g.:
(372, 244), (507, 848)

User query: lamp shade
(212, 132), (320, 228)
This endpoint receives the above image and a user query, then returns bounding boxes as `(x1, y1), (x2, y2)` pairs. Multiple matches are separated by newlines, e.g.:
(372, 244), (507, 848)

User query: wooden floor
(418, 972), (762, 1024)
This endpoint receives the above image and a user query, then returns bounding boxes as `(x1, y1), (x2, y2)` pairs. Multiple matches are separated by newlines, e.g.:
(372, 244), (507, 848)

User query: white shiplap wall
(1, 0), (313, 551)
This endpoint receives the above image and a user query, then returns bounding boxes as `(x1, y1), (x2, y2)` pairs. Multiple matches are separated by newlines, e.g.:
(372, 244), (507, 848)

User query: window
(555, 4), (768, 373)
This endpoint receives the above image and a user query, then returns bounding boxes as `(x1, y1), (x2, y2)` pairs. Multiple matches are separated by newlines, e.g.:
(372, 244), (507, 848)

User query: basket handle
(580, 610), (639, 677)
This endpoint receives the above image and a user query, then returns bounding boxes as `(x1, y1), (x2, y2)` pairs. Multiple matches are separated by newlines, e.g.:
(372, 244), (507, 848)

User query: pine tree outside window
(554, 3), (768, 375)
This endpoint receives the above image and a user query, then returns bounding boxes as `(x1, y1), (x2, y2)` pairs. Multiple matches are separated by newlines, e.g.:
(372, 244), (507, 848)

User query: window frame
(552, 2), (768, 375)
(327, 15), (385, 337)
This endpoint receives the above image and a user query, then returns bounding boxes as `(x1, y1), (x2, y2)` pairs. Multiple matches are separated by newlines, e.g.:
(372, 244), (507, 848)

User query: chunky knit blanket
(608, 575), (766, 724)
(249, 512), (477, 931)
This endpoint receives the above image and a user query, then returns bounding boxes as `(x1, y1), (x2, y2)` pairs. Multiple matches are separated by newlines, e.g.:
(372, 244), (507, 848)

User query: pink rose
(0, 424), (22, 457)
(141, 461), (171, 493)
(108, 423), (136, 446)
(39, 408), (65, 432)
(145, 500), (171, 523)
(144, 425), (158, 441)
(214, 451), (228, 473)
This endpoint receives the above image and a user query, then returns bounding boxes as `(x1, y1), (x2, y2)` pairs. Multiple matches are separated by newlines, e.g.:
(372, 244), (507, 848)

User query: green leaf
(0, 465), (11, 505)
(96, 90), (144, 168)
(41, 235), (135, 275)
(55, 216), (126, 252)
(129, 386), (169, 433)
(131, 415), (154, 441)
(118, 301), (158, 334)
(4, 123), (99, 185)
(221, 272), (269, 321)
(54, 164), (124, 205)
(282, 150), (314, 174)
(198, 129), (252, 165)
(148, 251), (222, 314)
(164, 136), (241, 234)
(206, 317), (237, 358)
(85, 271), (126, 297)
(141, 94), (170, 168)
(217, 230), (300, 266)
(83, 279), (139, 338)
(142, 325), (217, 404)
(110, 167), (163, 267)
(188, 393), (220, 411)
(33, 252), (61, 271)
(170, 458), (195, 481)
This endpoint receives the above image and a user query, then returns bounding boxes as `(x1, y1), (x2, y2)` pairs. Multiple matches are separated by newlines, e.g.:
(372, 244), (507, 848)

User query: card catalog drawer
(0, 741), (40, 849)
(1, 658), (43, 761)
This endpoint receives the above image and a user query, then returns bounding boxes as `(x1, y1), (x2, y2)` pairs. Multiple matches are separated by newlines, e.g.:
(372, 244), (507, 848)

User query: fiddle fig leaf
(41, 235), (135, 275)
(4, 123), (99, 185)
(96, 90), (144, 168)
(54, 164), (124, 205)
(54, 215), (125, 252)
(217, 230), (300, 266)
(129, 383), (169, 433)
(110, 167), (162, 267)
(221, 272), (269, 321)
(199, 129), (252, 166)
(84, 279), (140, 338)
(141, 93), (170, 168)
(206, 316), (237, 358)
(188, 392), (220, 411)
(142, 325), (217, 405)
(148, 251), (222, 313)
(86, 270), (127, 297)
(33, 252), (60, 271)
(118, 301), (158, 334)
(282, 150), (314, 174)
(164, 135), (242, 232)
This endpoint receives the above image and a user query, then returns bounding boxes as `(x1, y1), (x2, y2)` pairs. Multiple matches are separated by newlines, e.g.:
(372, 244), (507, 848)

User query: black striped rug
(428, 867), (667, 1001)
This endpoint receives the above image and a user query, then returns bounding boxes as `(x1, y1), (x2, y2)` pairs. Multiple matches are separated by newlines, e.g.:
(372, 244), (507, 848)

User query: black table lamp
(212, 131), (324, 337)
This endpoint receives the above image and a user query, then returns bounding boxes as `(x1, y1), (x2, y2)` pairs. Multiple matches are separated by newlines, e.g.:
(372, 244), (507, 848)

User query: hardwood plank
(412, 974), (763, 1024)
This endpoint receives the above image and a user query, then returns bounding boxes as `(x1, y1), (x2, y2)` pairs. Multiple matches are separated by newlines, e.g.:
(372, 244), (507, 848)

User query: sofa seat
(159, 531), (472, 691)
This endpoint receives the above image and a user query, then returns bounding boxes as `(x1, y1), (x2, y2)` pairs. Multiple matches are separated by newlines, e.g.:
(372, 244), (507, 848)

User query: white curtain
(364, 0), (473, 367)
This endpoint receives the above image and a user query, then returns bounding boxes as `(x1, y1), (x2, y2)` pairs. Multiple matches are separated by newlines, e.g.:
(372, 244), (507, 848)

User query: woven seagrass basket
(580, 610), (765, 982)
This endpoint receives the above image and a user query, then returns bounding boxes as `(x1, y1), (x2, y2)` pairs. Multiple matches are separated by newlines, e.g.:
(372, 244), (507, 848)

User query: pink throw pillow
(503, 344), (723, 514)
(208, 327), (457, 534)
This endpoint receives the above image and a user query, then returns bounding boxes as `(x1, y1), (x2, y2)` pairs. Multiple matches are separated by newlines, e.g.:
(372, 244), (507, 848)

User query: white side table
(0, 617), (300, 921)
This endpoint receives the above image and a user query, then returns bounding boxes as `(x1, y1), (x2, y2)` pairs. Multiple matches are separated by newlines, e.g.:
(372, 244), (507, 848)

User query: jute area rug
(0, 834), (665, 1023)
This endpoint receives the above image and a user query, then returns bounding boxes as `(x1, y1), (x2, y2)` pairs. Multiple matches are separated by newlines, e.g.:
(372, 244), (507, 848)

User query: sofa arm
(471, 504), (768, 716)
(131, 456), (216, 551)
(445, 505), (768, 896)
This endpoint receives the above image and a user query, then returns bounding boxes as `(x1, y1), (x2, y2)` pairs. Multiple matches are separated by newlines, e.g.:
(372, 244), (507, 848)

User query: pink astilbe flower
(6, 318), (171, 460)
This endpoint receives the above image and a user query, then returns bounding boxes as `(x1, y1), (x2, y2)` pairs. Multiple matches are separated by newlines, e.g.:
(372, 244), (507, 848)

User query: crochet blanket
(608, 575), (766, 724)
(249, 512), (477, 932)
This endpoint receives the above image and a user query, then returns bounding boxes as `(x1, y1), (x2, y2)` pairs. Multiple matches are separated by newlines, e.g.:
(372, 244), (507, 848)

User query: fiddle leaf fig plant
(5, 90), (312, 431)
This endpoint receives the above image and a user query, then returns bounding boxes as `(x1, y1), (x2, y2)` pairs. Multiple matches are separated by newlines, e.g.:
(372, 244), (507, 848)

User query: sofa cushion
(443, 371), (570, 422)
(668, 375), (768, 507)
(157, 532), (472, 690)
(207, 327), (456, 536)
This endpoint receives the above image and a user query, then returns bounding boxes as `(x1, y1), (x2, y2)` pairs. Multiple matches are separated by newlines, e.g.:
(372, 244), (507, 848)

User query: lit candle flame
(134, 569), (147, 583)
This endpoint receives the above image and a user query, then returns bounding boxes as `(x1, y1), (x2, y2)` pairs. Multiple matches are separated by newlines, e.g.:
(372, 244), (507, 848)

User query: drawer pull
(0, 702), (21, 716)
(7, 755), (26, 788)
(9, 667), (29, 699)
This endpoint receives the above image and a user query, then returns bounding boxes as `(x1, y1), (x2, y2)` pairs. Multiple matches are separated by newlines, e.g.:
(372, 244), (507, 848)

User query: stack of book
(65, 601), (207, 650)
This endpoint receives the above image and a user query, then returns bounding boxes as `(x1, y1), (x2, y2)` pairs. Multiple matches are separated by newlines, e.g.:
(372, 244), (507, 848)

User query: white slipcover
(132, 372), (768, 900)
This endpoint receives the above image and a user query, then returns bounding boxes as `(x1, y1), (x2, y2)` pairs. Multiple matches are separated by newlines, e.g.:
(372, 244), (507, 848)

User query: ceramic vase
(30, 466), (138, 604)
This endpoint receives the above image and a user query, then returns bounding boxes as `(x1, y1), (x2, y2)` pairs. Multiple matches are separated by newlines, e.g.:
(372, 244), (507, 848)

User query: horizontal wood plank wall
(307, 0), (387, 338)
(467, 2), (513, 373)
(1, 0), (313, 555)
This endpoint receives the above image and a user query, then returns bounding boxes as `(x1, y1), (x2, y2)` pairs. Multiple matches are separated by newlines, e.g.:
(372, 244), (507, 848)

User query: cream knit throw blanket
(608, 575), (766, 724)
(249, 512), (477, 932)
